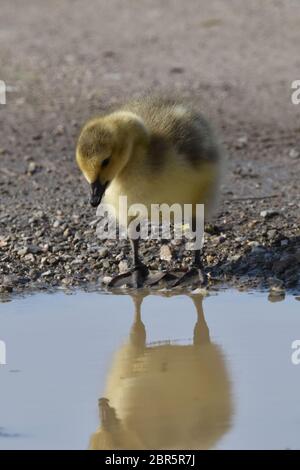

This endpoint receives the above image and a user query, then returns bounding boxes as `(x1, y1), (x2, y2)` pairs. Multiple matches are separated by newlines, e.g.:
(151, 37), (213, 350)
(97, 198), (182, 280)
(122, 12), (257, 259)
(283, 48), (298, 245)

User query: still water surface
(0, 290), (299, 450)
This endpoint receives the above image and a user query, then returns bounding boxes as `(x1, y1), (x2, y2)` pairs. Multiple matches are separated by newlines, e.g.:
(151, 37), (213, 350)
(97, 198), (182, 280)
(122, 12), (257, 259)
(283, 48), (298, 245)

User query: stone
(98, 247), (108, 258)
(160, 244), (172, 261)
(27, 161), (37, 175)
(17, 247), (29, 256)
(118, 260), (128, 273)
(235, 135), (248, 149)
(260, 209), (279, 219)
(289, 148), (300, 159)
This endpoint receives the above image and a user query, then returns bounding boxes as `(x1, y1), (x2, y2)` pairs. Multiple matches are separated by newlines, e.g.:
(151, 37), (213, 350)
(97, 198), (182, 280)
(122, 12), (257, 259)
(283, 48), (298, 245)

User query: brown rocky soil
(0, 0), (299, 297)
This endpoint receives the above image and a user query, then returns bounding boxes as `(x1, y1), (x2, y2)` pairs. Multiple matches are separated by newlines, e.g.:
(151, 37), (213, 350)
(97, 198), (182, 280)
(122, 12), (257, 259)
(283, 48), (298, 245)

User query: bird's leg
(193, 247), (208, 284)
(108, 227), (149, 288)
(129, 224), (174, 287)
(172, 216), (207, 287)
(108, 224), (173, 288)
(130, 237), (149, 288)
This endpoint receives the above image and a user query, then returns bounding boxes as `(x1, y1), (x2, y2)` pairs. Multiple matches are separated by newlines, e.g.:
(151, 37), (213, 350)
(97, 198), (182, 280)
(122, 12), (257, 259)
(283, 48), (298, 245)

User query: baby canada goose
(76, 96), (222, 288)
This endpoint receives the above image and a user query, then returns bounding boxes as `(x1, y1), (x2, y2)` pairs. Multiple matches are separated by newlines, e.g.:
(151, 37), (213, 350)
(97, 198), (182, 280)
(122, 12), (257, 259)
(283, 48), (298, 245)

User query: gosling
(76, 96), (223, 288)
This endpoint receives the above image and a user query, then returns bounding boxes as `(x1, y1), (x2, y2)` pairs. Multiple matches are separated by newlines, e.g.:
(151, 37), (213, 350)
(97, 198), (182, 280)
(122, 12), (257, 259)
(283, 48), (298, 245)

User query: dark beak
(90, 181), (108, 207)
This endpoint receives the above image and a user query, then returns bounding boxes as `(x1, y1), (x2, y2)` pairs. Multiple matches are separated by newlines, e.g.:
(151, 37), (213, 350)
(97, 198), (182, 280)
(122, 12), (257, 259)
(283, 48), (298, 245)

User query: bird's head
(76, 111), (149, 207)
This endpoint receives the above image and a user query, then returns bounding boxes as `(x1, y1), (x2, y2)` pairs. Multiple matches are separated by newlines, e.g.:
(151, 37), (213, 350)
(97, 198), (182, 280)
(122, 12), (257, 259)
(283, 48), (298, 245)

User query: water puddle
(0, 290), (299, 450)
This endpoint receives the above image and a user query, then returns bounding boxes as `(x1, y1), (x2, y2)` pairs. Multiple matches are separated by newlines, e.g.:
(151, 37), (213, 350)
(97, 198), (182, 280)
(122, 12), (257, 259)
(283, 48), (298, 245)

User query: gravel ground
(0, 0), (299, 298)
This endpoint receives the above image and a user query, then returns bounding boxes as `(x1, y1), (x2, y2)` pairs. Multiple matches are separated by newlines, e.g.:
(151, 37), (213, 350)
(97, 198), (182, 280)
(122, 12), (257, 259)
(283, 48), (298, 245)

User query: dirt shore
(0, 0), (299, 297)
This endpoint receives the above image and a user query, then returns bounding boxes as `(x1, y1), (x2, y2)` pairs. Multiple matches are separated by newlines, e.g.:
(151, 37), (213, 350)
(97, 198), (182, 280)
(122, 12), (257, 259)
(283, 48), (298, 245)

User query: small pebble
(27, 161), (37, 175)
(260, 209), (279, 219)
(118, 260), (128, 273)
(160, 244), (172, 262)
(289, 148), (300, 159)
(235, 135), (248, 149)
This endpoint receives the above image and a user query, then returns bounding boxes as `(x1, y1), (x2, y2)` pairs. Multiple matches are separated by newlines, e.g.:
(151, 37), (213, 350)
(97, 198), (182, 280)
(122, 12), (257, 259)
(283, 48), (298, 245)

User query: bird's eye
(101, 157), (110, 168)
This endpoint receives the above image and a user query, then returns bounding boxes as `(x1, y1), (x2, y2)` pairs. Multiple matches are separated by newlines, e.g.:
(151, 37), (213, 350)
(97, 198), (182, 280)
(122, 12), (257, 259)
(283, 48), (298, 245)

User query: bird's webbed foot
(107, 265), (176, 289)
(172, 265), (208, 288)
(108, 263), (149, 289)
(131, 263), (149, 288)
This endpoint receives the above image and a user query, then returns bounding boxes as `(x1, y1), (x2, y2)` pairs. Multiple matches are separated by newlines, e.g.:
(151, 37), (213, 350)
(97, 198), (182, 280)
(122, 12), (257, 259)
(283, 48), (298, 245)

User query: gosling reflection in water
(90, 294), (232, 450)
